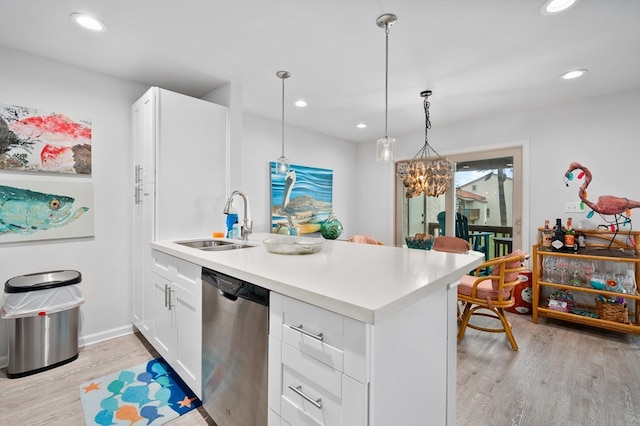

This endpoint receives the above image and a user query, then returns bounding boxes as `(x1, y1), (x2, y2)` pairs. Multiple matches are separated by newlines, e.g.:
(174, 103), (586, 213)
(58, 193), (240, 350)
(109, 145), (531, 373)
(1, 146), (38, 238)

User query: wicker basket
(595, 298), (629, 324)
(405, 236), (433, 250)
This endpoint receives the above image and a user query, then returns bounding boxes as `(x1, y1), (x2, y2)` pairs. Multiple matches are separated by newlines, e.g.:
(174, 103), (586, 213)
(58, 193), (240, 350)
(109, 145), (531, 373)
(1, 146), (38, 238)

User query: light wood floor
(457, 312), (640, 426)
(0, 333), (212, 426)
(1, 314), (639, 426)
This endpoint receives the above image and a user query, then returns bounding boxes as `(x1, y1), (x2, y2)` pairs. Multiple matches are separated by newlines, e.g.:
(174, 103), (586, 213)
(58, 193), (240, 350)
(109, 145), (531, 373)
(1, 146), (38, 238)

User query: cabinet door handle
(288, 385), (322, 409)
(164, 284), (169, 307)
(168, 288), (175, 311)
(289, 324), (323, 341)
(135, 165), (141, 183)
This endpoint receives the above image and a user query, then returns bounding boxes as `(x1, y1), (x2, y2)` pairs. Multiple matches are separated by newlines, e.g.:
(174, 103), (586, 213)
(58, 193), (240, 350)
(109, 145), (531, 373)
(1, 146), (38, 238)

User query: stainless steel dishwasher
(201, 267), (270, 426)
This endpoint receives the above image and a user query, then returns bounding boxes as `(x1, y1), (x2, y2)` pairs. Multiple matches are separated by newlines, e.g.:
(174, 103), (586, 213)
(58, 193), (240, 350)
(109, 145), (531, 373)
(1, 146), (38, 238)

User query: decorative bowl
(263, 236), (325, 255)
(590, 278), (606, 290)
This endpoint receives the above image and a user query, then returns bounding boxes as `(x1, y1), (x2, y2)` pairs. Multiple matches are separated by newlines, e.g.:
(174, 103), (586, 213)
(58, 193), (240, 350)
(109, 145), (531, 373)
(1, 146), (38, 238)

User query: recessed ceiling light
(541, 0), (579, 15)
(70, 13), (107, 31)
(561, 69), (587, 80)
(356, 123), (367, 129)
(294, 100), (307, 108)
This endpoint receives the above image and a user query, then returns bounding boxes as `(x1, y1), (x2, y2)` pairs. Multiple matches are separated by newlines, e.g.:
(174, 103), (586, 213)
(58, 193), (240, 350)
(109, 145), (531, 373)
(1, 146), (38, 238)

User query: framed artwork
(0, 177), (94, 243)
(269, 162), (333, 235)
(0, 102), (92, 174)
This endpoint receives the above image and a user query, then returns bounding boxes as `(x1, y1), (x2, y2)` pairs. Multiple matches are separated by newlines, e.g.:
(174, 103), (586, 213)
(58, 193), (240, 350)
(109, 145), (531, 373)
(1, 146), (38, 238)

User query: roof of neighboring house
(456, 188), (488, 203)
(460, 171), (513, 188)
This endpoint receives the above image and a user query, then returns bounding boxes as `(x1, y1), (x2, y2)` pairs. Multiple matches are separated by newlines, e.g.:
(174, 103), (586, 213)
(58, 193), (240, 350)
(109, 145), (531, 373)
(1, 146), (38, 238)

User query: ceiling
(1, 1), (639, 144)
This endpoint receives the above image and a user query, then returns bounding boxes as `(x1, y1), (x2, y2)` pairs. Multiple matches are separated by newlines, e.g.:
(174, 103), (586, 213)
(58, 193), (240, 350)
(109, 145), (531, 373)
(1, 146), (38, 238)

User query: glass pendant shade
(276, 155), (290, 174)
(377, 136), (396, 163)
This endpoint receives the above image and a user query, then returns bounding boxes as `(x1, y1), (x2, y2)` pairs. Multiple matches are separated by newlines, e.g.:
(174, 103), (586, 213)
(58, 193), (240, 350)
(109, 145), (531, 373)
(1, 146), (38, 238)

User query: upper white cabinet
(131, 87), (228, 395)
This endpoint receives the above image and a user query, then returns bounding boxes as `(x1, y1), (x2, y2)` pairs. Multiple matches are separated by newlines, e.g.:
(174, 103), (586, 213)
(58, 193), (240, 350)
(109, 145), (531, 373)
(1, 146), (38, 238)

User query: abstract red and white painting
(0, 102), (92, 174)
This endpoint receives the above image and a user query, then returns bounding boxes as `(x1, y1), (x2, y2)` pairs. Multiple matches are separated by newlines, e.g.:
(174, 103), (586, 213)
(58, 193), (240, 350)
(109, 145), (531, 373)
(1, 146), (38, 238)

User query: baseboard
(79, 324), (135, 348)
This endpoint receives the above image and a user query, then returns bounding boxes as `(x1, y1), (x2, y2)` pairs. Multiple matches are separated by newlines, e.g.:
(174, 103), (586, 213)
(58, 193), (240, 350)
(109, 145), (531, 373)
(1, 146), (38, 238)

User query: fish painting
(0, 185), (89, 235)
(7, 113), (91, 146)
(0, 102), (92, 174)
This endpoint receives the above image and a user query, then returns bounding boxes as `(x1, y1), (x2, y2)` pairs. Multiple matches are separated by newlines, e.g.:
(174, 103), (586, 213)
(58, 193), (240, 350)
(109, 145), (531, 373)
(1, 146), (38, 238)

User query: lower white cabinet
(150, 250), (202, 398)
(269, 283), (457, 426)
(268, 293), (368, 426)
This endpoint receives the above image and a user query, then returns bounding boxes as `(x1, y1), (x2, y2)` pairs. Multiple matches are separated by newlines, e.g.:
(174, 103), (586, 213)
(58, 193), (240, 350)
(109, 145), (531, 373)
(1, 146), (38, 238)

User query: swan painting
(270, 163), (333, 235)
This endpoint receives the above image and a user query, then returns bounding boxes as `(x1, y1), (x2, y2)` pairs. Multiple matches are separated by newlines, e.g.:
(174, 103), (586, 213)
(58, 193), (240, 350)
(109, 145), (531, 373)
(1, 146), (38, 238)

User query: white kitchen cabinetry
(132, 90), (155, 335)
(269, 286), (458, 426)
(151, 250), (203, 398)
(268, 293), (368, 426)
(131, 87), (227, 394)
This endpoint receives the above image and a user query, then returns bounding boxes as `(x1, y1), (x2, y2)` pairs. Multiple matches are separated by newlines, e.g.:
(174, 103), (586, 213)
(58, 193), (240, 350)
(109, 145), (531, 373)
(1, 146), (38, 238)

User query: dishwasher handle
(202, 267), (270, 306)
(219, 290), (238, 301)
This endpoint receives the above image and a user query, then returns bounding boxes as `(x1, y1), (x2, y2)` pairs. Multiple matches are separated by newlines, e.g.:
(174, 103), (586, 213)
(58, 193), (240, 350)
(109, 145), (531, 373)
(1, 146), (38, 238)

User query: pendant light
(376, 13), (397, 163)
(396, 90), (454, 198)
(275, 70), (291, 174)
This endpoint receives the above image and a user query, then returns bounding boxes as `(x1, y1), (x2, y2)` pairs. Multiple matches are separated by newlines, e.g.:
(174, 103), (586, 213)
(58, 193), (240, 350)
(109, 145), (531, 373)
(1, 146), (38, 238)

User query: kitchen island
(150, 233), (484, 426)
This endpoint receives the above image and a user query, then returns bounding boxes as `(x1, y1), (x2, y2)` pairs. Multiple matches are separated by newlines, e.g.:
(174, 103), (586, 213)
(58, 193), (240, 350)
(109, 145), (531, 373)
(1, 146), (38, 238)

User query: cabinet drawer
(280, 296), (367, 382)
(152, 250), (200, 295)
(280, 343), (366, 426)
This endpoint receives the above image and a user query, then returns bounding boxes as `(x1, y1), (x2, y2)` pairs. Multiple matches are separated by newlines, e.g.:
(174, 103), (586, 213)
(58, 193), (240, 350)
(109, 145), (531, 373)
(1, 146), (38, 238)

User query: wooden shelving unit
(532, 228), (640, 335)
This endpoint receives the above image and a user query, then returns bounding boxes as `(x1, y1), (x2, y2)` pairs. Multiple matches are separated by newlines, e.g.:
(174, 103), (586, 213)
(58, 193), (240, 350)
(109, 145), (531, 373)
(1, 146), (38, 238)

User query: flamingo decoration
(564, 162), (640, 240)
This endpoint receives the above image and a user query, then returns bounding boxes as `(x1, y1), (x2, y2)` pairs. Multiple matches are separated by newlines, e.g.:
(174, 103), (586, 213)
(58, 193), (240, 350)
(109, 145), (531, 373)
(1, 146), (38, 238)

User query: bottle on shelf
(541, 220), (553, 251)
(564, 217), (575, 253)
(577, 230), (586, 251)
(551, 218), (565, 252)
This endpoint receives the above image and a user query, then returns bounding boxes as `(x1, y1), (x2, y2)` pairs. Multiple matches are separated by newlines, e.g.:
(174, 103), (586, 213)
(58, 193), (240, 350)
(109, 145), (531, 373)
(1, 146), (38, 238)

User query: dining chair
(348, 235), (383, 245)
(431, 236), (470, 254)
(437, 211), (470, 241)
(457, 249), (528, 351)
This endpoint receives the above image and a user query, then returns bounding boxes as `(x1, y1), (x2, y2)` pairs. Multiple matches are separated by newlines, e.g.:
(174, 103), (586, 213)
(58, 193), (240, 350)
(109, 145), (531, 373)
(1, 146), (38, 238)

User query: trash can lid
(4, 270), (82, 293)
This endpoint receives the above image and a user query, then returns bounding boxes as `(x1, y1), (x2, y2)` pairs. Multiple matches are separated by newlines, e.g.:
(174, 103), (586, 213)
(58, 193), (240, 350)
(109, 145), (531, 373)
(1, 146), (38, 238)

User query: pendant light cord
(281, 76), (285, 157)
(413, 91), (442, 160)
(384, 25), (390, 138)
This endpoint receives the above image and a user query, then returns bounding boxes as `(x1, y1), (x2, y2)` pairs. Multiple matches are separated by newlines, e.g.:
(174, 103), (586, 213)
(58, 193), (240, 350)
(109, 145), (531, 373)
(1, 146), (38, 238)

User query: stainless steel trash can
(2, 270), (83, 378)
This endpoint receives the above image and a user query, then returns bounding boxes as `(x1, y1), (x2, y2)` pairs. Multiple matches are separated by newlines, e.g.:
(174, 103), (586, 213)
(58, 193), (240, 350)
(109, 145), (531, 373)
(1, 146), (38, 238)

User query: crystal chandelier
(397, 90), (454, 198)
(275, 70), (291, 174)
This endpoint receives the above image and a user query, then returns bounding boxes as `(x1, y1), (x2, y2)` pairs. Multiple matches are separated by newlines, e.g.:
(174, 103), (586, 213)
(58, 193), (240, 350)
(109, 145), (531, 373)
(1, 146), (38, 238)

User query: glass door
(396, 145), (523, 255)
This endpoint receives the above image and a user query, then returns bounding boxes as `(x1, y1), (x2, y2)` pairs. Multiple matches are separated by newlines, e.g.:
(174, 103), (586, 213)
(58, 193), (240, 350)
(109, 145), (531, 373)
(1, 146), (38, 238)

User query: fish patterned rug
(79, 358), (201, 426)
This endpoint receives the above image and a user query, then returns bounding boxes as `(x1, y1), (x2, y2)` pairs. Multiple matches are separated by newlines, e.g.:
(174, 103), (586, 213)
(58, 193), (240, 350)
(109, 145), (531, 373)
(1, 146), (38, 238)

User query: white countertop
(151, 233), (484, 324)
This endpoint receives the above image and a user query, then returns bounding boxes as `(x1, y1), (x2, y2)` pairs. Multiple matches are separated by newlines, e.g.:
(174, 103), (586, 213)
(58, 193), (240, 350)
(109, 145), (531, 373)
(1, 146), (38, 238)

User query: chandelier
(397, 90), (454, 198)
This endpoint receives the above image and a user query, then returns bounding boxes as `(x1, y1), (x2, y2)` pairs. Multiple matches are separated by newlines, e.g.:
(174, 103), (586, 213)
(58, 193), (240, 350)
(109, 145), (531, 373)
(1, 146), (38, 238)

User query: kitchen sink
(175, 238), (254, 251)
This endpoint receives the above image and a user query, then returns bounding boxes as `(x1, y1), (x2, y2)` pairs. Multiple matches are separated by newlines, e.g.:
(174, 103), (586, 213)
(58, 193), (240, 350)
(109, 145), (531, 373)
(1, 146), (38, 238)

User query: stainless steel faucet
(223, 190), (252, 241)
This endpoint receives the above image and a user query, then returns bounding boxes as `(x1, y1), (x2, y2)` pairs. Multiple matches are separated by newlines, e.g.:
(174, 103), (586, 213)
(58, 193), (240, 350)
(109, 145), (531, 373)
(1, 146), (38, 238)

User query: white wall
(240, 113), (358, 237)
(357, 88), (640, 250)
(0, 46), (149, 363)
(0, 46), (359, 365)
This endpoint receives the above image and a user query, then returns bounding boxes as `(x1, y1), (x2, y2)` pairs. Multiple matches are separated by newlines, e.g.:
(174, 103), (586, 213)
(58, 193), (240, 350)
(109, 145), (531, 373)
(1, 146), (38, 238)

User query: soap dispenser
(231, 220), (241, 239)
(226, 207), (238, 238)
